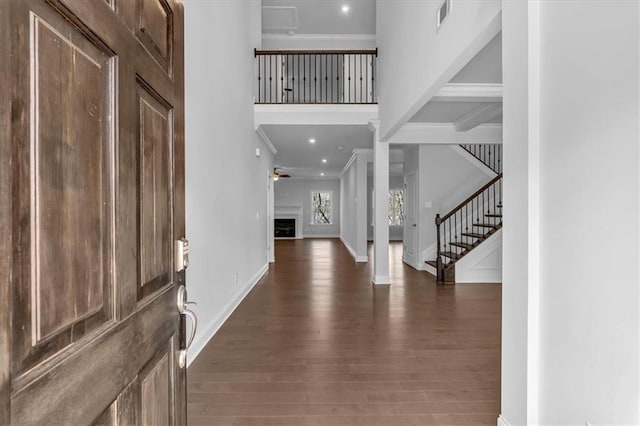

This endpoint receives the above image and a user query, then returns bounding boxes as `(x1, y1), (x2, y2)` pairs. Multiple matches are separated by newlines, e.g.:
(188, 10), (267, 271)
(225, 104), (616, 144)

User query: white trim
(402, 256), (429, 272)
(187, 263), (269, 366)
(433, 83), (503, 103)
(310, 190), (333, 225)
(454, 103), (503, 132)
(340, 151), (358, 178)
(526, 1), (541, 422)
(497, 415), (510, 426)
(340, 236), (368, 263)
(372, 275), (391, 285)
(381, 12), (502, 141)
(303, 234), (340, 239)
(388, 123), (502, 145)
(255, 104), (379, 126)
(262, 33), (376, 42)
(455, 229), (502, 283)
(255, 126), (278, 154)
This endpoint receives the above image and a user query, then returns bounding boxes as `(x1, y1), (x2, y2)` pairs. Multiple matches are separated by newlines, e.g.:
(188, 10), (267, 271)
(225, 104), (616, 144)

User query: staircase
(426, 144), (502, 283)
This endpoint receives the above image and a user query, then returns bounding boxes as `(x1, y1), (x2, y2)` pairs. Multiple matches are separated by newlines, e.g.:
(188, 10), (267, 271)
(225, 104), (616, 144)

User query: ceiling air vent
(436, 0), (451, 30)
(262, 6), (299, 31)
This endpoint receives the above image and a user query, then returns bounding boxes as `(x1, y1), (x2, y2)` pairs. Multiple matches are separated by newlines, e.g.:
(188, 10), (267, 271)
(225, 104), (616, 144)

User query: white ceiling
(263, 124), (373, 178)
(262, 0), (376, 35)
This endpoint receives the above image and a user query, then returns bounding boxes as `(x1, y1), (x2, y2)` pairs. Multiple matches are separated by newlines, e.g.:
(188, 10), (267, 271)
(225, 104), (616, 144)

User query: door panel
(137, 80), (174, 302)
(2, 0), (186, 424)
(12, 5), (116, 375)
(140, 344), (173, 426)
(137, 0), (173, 72)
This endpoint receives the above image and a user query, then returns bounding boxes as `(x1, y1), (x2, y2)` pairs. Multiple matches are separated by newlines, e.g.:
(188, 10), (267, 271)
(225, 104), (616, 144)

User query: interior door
(0, 0), (187, 424)
(403, 171), (419, 267)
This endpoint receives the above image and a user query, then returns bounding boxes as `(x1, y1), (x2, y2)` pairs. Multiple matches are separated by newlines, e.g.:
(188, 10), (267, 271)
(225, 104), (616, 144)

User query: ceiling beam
(454, 103), (503, 131)
(431, 83), (503, 103)
(387, 123), (502, 145)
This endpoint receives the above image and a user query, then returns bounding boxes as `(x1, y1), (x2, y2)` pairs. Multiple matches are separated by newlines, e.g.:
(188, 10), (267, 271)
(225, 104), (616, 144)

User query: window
(388, 189), (404, 226)
(311, 191), (332, 224)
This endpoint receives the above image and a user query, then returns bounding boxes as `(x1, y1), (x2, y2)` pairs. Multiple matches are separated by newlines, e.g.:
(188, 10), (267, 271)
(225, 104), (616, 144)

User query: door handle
(177, 285), (198, 368)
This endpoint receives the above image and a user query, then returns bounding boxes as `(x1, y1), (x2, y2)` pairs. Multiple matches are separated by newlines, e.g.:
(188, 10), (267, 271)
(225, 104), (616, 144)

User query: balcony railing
(254, 49), (378, 104)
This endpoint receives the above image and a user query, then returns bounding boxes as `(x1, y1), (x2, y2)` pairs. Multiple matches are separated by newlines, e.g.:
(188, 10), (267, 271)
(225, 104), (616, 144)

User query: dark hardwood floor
(187, 239), (501, 425)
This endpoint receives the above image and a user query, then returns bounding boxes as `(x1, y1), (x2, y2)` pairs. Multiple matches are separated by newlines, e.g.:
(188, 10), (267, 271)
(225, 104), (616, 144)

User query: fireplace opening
(275, 219), (296, 238)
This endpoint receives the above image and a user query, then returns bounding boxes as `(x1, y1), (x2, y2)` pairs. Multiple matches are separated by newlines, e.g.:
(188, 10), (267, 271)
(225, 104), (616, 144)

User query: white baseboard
(303, 234), (340, 238)
(373, 275), (391, 285)
(497, 415), (510, 426)
(402, 257), (428, 272)
(340, 236), (368, 262)
(186, 263), (269, 366)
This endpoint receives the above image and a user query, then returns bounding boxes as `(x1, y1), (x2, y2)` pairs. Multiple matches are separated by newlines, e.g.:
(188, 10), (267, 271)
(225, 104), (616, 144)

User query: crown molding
(255, 126), (277, 154)
(262, 33), (376, 42)
(340, 151), (358, 177)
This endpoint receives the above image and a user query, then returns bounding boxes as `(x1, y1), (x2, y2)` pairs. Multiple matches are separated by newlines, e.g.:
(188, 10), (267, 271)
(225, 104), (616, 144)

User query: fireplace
(275, 218), (296, 238)
(274, 205), (302, 239)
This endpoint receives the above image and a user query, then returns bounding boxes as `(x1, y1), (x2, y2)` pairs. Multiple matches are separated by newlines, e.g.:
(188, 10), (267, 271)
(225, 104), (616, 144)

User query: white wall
(537, 1), (639, 423)
(340, 159), (359, 258)
(184, 0), (273, 364)
(502, 1), (640, 424)
(367, 175), (404, 241)
(376, 0), (501, 140)
(274, 179), (341, 237)
(413, 145), (488, 265)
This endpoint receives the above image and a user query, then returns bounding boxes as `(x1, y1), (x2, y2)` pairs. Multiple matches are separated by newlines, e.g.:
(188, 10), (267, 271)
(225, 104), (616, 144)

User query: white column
(370, 120), (390, 284)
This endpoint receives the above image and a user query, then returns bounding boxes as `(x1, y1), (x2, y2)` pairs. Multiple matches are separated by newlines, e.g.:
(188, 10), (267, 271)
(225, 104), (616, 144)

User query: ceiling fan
(273, 168), (291, 181)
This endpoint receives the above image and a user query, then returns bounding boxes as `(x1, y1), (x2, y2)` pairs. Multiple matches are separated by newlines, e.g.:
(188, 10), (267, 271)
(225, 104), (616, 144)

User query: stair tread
(485, 214), (502, 218)
(450, 241), (473, 250)
(473, 223), (498, 228)
(440, 251), (461, 259)
(461, 232), (485, 239)
(425, 260), (438, 268)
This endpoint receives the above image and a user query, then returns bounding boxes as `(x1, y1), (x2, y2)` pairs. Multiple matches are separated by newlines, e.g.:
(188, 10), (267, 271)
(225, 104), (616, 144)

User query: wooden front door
(0, 0), (187, 424)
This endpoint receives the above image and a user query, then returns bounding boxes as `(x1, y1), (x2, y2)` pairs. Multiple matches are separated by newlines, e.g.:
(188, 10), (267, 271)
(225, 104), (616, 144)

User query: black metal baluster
(324, 54), (327, 103)
(336, 54), (339, 103)
(340, 54), (344, 102)
(372, 53), (375, 102)
(348, 54), (351, 103)
(365, 54), (369, 103)
(269, 55), (273, 103)
(359, 54), (362, 104)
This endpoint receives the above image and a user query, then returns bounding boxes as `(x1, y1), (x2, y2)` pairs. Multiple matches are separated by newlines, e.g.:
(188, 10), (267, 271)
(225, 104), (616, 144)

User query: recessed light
(309, 138), (316, 144)
(322, 158), (327, 163)
(341, 4), (349, 14)
(337, 145), (344, 150)
(321, 173), (325, 176)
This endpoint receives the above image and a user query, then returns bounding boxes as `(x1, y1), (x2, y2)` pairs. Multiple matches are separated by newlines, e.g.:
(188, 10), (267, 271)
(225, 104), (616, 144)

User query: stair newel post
(435, 214), (444, 282)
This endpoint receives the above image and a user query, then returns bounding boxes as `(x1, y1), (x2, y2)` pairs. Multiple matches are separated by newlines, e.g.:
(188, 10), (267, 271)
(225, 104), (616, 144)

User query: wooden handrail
(255, 48), (378, 56)
(440, 173), (503, 222)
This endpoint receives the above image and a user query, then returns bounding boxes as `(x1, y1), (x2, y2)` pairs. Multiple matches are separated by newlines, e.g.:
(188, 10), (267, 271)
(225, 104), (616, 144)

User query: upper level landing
(254, 49), (379, 126)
